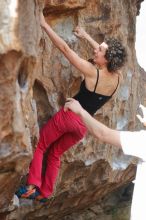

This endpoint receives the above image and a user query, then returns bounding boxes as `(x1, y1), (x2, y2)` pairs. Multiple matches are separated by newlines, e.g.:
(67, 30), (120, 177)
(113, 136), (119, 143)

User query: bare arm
(64, 98), (122, 148)
(74, 27), (99, 50)
(40, 13), (96, 78)
(80, 108), (121, 147)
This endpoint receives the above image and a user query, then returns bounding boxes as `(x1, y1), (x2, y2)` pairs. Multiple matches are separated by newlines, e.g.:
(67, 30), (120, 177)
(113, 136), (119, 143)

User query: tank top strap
(93, 69), (99, 93)
(111, 75), (120, 96)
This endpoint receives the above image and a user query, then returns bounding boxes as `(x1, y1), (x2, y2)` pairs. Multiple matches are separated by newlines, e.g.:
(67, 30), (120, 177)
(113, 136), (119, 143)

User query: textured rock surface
(0, 0), (145, 219)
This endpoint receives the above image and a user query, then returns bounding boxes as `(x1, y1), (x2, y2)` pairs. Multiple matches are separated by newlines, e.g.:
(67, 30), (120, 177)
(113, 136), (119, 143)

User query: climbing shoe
(15, 185), (37, 199)
(35, 194), (48, 203)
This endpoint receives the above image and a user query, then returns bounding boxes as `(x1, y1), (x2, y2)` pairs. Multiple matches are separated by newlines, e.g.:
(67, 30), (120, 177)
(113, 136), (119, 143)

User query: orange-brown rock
(0, 0), (145, 219)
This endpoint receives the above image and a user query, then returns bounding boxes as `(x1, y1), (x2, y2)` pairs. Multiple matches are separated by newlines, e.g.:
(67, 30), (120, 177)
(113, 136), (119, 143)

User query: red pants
(27, 108), (87, 198)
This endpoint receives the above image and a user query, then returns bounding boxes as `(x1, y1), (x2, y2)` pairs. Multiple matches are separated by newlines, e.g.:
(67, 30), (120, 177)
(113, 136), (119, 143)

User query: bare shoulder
(116, 70), (123, 82)
(95, 69), (120, 95)
(84, 64), (98, 80)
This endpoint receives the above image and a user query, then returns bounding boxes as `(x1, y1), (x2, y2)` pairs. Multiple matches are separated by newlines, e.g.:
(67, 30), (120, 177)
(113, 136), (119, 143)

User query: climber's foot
(35, 194), (48, 203)
(15, 185), (37, 199)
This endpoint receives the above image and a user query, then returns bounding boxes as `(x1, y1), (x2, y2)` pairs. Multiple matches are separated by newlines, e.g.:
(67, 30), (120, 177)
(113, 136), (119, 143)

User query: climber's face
(93, 42), (108, 66)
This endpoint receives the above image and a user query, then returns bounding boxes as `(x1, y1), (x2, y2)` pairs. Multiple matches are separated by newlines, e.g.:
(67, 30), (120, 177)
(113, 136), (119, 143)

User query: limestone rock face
(0, 0), (144, 219)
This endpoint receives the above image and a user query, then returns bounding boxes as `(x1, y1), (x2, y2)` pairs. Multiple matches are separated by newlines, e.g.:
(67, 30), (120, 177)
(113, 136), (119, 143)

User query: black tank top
(73, 69), (119, 115)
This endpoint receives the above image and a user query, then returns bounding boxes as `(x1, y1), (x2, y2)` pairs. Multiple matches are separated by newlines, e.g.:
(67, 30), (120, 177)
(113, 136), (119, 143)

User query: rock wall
(0, 0), (145, 219)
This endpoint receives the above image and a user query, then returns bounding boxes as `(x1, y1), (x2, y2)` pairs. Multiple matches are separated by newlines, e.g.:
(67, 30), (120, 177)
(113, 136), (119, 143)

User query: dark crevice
(18, 59), (29, 89)
(33, 80), (54, 128)
(43, 5), (85, 17)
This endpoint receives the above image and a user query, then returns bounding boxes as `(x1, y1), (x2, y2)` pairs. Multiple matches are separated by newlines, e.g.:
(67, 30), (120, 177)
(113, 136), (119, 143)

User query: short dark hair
(104, 38), (127, 72)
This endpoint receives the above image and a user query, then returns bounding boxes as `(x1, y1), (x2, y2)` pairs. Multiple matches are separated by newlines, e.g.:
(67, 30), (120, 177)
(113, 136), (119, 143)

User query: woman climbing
(16, 12), (127, 203)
